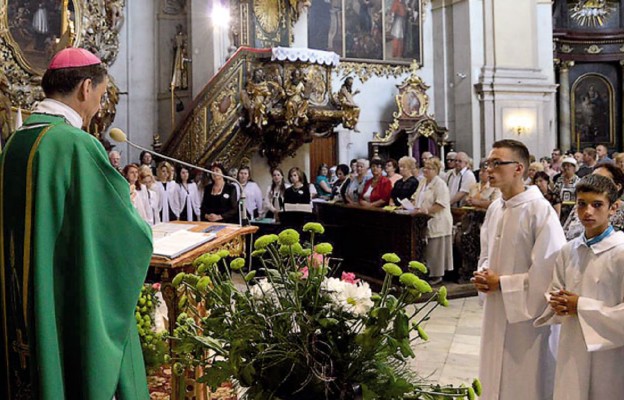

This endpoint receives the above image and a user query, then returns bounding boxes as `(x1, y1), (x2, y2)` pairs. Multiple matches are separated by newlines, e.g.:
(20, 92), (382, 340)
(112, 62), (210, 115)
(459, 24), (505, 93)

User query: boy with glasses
(472, 139), (566, 399)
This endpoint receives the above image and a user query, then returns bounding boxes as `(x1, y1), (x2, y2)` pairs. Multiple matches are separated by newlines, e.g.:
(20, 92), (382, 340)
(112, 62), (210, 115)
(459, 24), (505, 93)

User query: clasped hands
(548, 289), (579, 316)
(471, 269), (500, 293)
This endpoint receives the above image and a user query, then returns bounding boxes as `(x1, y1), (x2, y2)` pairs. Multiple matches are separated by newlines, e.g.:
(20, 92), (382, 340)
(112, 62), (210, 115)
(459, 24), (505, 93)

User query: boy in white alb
(535, 174), (624, 400)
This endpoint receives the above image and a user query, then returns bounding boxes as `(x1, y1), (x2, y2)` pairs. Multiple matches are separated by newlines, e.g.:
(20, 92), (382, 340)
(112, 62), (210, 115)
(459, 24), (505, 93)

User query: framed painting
(307, 0), (422, 65)
(571, 73), (615, 147)
(5, 0), (77, 74)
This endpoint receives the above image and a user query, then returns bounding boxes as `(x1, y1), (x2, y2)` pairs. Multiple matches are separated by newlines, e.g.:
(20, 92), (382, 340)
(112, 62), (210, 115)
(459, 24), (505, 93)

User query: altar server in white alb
(472, 139), (566, 400)
(535, 174), (624, 400)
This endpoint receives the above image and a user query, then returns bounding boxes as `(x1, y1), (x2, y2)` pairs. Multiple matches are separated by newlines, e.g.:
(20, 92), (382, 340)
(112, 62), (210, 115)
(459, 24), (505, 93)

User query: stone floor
(408, 296), (482, 386)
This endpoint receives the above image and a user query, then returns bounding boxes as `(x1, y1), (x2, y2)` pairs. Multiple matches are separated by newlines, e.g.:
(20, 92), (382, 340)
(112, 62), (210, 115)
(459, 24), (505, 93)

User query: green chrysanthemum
(217, 249), (230, 258)
(251, 249), (266, 258)
(184, 274), (199, 286)
(173, 362), (185, 376)
(197, 264), (208, 274)
(472, 379), (482, 396)
(416, 325), (429, 341)
(244, 270), (257, 282)
(279, 242), (304, 256)
(382, 253), (401, 263)
(230, 257), (246, 271)
(467, 387), (476, 400)
(278, 229), (300, 246)
(408, 260), (428, 274)
(382, 263), (403, 277)
(315, 242), (333, 255)
(196, 276), (212, 292)
(414, 278), (432, 294)
(302, 222), (325, 234)
(437, 286), (449, 307)
(195, 253), (221, 266)
(398, 272), (419, 287)
(172, 272), (185, 287)
(254, 234), (278, 249)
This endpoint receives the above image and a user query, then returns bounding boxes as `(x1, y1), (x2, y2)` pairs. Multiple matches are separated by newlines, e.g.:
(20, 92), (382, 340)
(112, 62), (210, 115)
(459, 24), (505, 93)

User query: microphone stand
(122, 139), (249, 226)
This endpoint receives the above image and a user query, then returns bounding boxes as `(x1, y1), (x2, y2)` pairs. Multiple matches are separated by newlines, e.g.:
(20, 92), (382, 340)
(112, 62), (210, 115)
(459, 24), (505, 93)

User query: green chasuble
(0, 114), (153, 399)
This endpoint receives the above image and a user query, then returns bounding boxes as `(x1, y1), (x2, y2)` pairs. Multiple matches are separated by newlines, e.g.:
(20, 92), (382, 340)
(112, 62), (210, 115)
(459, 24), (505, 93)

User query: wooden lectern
(146, 222), (258, 400)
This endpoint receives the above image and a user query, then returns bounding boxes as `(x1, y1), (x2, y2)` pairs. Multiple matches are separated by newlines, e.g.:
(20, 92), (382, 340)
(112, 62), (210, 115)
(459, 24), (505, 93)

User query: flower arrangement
(135, 283), (169, 370)
(170, 223), (480, 399)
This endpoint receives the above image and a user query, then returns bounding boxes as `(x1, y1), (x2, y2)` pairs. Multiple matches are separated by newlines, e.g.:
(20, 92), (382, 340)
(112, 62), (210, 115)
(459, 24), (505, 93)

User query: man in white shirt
(472, 139), (566, 400)
(446, 151), (476, 207)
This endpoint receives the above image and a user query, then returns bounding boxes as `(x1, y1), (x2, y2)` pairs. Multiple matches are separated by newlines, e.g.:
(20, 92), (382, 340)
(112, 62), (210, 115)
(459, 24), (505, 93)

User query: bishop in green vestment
(0, 48), (153, 399)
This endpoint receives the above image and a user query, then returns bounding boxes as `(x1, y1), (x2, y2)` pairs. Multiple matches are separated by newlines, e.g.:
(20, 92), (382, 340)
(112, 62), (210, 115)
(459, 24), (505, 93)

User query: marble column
(558, 61), (573, 151)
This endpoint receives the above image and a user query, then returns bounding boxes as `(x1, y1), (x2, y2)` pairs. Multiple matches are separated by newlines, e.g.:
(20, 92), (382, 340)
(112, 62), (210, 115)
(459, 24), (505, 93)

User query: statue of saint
(244, 69), (272, 129)
(336, 77), (360, 130)
(171, 25), (189, 90)
(284, 69), (309, 127)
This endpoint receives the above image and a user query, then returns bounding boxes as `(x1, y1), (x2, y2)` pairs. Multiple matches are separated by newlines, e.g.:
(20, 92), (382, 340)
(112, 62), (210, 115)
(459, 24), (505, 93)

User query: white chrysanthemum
(322, 278), (373, 316)
(250, 279), (279, 304)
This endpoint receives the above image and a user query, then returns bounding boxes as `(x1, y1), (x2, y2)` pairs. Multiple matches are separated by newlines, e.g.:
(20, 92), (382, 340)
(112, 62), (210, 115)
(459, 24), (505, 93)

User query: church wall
(108, 0), (158, 166)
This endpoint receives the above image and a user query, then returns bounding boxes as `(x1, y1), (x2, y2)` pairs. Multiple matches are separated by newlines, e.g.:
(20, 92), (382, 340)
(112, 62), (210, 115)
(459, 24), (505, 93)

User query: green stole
(0, 114), (153, 399)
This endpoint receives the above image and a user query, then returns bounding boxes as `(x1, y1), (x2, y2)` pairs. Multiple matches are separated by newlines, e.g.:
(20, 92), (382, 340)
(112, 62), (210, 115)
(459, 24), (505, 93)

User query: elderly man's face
(552, 150), (561, 162)
(109, 152), (121, 168)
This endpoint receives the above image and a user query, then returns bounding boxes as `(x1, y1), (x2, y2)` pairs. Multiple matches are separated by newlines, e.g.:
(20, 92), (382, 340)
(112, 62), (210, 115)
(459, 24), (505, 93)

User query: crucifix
(12, 329), (30, 370)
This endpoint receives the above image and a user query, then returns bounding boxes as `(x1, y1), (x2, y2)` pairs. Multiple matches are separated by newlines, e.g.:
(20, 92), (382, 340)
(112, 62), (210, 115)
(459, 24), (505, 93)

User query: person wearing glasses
(551, 148), (563, 173)
(446, 152), (477, 207)
(472, 139), (566, 400)
(410, 158), (453, 285)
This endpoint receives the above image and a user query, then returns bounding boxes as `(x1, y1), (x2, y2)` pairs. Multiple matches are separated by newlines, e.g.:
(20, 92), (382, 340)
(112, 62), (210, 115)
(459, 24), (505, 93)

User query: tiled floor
(408, 296), (482, 386)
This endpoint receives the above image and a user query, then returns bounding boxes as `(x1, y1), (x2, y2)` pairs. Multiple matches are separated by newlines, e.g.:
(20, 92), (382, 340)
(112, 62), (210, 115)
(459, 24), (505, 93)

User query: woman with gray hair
(390, 156), (419, 206)
(345, 158), (370, 204)
(410, 157), (453, 285)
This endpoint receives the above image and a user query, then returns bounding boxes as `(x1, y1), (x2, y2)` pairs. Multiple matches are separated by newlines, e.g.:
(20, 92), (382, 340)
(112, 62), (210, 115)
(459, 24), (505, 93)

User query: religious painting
(6, 0), (76, 73)
(307, 0), (422, 65)
(344, 0), (383, 60)
(307, 0), (343, 54)
(385, 0), (420, 61)
(571, 73), (614, 147)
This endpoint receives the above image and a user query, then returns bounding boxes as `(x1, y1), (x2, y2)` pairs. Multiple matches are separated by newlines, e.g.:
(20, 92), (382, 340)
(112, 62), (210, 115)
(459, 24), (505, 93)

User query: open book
(152, 229), (216, 259)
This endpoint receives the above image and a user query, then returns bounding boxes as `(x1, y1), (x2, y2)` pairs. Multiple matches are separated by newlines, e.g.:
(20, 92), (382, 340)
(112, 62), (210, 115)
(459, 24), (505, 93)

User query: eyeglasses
(484, 160), (519, 169)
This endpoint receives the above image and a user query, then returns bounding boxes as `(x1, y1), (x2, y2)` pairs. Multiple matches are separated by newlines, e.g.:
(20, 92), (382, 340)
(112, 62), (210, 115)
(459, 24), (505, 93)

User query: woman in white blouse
(155, 161), (180, 222)
(123, 163), (150, 223)
(237, 166), (264, 220)
(263, 167), (287, 219)
(176, 166), (201, 221)
(410, 158), (454, 285)
(139, 166), (160, 225)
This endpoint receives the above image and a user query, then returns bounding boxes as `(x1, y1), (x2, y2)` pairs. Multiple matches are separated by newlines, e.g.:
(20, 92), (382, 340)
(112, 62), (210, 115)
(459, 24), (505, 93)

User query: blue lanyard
(584, 225), (614, 247)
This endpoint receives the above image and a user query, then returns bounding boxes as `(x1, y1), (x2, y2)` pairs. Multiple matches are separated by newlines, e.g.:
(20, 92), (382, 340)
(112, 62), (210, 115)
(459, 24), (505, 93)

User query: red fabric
(48, 48), (101, 70)
(362, 176), (392, 205)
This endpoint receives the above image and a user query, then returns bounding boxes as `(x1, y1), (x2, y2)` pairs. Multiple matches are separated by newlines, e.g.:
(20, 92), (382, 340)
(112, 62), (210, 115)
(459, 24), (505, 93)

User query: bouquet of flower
(170, 223), (480, 399)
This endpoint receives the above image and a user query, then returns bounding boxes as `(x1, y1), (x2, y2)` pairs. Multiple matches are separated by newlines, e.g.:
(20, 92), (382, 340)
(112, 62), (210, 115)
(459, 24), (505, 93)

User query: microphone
(109, 128), (249, 226)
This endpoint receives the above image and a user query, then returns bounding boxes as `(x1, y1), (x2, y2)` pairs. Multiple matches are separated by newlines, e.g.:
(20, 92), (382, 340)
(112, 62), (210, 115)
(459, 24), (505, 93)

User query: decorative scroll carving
(336, 61), (412, 83)
(560, 44), (573, 54)
(0, 0), (124, 134)
(371, 61), (447, 156)
(584, 44), (603, 54)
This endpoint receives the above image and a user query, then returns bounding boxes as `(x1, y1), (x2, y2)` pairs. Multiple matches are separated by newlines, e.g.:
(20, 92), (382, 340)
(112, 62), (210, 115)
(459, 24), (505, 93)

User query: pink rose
(341, 272), (360, 284)
(310, 253), (327, 268)
(152, 283), (161, 291)
(299, 266), (309, 279)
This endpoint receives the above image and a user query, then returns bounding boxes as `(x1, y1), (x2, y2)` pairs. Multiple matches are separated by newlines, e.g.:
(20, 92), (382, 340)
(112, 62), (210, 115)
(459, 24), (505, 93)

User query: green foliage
(170, 226), (477, 399)
(135, 284), (168, 371)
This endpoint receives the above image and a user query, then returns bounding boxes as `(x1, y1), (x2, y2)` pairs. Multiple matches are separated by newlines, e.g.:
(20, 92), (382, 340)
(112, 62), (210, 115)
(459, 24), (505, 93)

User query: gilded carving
(305, 65), (328, 106)
(560, 44), (573, 54)
(0, 0), (124, 133)
(210, 83), (238, 126)
(570, 0), (616, 28)
(284, 68), (309, 127)
(253, 0), (281, 33)
(334, 77), (360, 130)
(0, 71), (12, 140)
(585, 44), (603, 54)
(337, 61), (412, 83)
